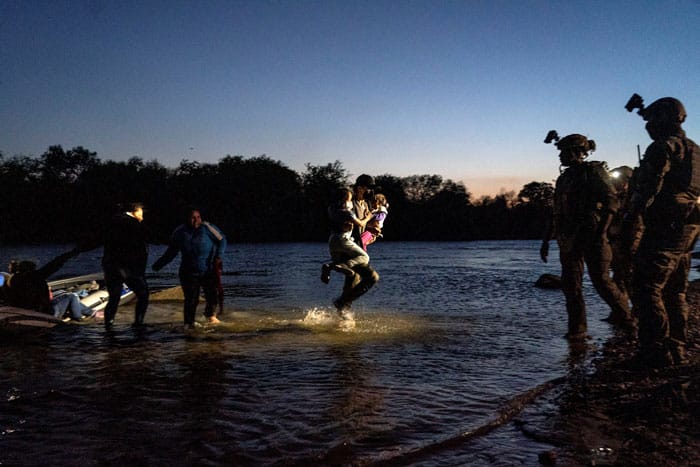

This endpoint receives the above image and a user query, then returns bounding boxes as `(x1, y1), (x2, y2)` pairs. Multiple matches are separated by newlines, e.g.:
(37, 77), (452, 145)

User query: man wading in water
(322, 175), (380, 325)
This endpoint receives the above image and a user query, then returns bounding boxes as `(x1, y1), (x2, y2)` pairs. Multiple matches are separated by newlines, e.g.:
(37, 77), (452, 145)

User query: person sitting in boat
(2, 251), (94, 321)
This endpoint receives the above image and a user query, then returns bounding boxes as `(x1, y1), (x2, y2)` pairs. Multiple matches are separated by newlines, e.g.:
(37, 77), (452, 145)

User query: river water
(1, 241), (628, 465)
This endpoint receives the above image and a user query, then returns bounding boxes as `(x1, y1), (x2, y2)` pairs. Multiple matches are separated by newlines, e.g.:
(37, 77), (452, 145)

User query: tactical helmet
(643, 97), (686, 123)
(556, 134), (595, 153)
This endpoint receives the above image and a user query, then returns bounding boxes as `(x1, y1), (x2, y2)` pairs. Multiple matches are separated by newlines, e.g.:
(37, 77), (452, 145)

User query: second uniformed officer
(625, 95), (700, 367)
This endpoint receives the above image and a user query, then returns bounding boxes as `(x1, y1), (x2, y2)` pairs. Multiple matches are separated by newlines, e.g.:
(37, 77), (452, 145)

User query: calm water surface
(1, 241), (623, 465)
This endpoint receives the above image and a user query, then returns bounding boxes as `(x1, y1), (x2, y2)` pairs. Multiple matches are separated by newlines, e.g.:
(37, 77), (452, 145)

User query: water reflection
(1, 241), (622, 465)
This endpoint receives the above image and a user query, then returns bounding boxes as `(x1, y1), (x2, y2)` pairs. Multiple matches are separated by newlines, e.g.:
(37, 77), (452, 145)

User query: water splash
(302, 307), (344, 327)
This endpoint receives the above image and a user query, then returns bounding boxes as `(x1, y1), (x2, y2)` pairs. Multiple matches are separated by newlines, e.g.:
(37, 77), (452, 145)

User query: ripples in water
(1, 241), (619, 465)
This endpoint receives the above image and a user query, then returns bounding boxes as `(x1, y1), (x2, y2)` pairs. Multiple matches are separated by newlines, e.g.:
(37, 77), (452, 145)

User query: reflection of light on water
(301, 307), (431, 336)
(302, 308), (357, 332)
(137, 302), (426, 342)
(2, 242), (591, 465)
(302, 307), (338, 326)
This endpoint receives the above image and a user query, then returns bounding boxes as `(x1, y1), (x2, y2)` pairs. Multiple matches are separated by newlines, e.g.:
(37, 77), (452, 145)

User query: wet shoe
(321, 263), (331, 284)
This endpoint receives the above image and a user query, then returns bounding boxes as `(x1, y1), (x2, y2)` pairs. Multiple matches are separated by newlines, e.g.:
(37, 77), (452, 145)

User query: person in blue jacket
(152, 207), (227, 328)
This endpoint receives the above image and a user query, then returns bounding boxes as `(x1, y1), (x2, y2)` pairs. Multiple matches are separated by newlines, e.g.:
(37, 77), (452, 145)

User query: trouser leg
(124, 274), (149, 325)
(103, 267), (125, 327)
(338, 263), (379, 307)
(664, 252), (691, 362)
(559, 244), (586, 337)
(66, 294), (85, 319)
(329, 234), (369, 270)
(51, 294), (71, 319)
(585, 239), (632, 323)
(180, 273), (201, 325)
(633, 250), (677, 357)
(201, 271), (218, 318)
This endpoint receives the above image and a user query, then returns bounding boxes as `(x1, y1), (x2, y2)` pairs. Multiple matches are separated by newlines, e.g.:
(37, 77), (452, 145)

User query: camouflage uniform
(543, 134), (633, 339)
(629, 110), (700, 365)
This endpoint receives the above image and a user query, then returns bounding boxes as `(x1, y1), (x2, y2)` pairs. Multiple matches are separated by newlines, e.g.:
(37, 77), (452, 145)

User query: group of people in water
(1, 205), (228, 331)
(87, 202), (228, 331)
(0, 176), (389, 330)
(1, 92), (696, 369)
(541, 93), (700, 369)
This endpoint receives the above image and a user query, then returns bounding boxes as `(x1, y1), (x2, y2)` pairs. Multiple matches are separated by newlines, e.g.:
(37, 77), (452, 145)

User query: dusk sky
(2, 0), (699, 197)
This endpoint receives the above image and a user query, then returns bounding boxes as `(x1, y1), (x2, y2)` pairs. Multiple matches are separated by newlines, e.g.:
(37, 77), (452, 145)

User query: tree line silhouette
(0, 145), (555, 244)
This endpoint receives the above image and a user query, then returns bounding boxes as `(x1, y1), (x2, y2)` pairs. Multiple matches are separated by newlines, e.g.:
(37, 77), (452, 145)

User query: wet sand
(539, 280), (700, 465)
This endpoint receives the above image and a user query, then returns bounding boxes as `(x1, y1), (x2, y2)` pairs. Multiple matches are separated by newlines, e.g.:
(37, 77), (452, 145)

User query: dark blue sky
(2, 0), (699, 196)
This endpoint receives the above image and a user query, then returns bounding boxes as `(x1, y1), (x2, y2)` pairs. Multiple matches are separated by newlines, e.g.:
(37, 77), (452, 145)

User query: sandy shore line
(534, 280), (700, 465)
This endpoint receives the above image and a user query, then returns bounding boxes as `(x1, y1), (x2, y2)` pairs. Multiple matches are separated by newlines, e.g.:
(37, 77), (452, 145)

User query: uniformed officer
(625, 95), (700, 367)
(541, 132), (634, 340)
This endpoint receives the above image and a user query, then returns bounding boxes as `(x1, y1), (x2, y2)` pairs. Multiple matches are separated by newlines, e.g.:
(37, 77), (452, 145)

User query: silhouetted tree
(518, 181), (554, 207)
(513, 181), (554, 239)
(40, 145), (99, 183)
(403, 174), (444, 203)
(301, 161), (349, 240)
(0, 144), (563, 243)
(212, 155), (302, 241)
(0, 153), (43, 242)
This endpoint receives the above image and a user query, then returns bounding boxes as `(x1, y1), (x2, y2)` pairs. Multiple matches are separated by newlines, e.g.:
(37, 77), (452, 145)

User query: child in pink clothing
(360, 193), (389, 251)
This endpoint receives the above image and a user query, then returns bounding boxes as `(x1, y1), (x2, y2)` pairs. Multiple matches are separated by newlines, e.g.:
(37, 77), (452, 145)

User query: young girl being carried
(360, 193), (389, 251)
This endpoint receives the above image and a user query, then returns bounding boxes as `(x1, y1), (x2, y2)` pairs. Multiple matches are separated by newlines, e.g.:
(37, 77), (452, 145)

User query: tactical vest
(640, 135), (700, 230)
(553, 161), (613, 236)
(661, 136), (700, 201)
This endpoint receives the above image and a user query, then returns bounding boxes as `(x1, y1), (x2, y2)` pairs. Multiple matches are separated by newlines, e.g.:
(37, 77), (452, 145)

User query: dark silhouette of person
(102, 202), (151, 329)
(625, 95), (700, 367)
(541, 132), (634, 340)
(2, 251), (78, 315)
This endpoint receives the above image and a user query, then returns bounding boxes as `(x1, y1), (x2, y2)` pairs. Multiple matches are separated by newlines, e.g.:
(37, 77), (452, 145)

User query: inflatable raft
(1, 272), (135, 329)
